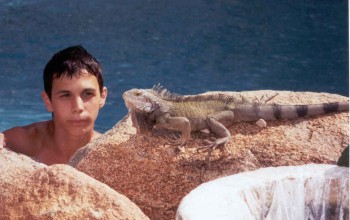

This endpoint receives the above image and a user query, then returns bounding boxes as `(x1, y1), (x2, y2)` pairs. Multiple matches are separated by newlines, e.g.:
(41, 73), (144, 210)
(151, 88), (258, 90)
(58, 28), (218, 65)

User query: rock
(69, 91), (349, 219)
(176, 164), (349, 220)
(0, 148), (149, 220)
(255, 118), (267, 128)
(0, 133), (4, 148)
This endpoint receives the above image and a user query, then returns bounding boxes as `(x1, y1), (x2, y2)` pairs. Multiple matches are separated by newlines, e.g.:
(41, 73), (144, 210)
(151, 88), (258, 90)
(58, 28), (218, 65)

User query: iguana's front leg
(156, 113), (191, 146)
(204, 110), (235, 149)
(130, 111), (155, 134)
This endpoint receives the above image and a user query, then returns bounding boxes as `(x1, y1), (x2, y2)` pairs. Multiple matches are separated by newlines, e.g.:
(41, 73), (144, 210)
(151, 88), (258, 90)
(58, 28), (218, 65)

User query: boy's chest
(34, 149), (70, 165)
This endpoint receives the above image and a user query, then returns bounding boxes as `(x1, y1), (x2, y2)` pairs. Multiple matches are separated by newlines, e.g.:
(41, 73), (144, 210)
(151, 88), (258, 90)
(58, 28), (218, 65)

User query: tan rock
(0, 148), (149, 220)
(69, 91), (349, 220)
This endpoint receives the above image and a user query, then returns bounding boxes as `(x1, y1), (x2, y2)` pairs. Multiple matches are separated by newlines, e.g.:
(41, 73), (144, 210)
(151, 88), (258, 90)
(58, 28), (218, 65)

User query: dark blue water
(0, 0), (348, 133)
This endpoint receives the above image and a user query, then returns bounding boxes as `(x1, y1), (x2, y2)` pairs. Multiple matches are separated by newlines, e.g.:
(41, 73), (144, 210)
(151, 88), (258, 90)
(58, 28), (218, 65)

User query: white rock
(176, 164), (349, 220)
(256, 118), (267, 128)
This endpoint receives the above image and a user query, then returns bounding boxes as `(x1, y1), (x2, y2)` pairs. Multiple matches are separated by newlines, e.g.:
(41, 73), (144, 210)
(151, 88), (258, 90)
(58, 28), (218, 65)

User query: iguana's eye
(143, 106), (152, 112)
(135, 91), (142, 96)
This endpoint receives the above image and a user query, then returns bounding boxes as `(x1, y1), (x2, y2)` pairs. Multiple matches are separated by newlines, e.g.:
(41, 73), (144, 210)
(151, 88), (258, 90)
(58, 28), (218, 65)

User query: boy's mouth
(68, 119), (89, 126)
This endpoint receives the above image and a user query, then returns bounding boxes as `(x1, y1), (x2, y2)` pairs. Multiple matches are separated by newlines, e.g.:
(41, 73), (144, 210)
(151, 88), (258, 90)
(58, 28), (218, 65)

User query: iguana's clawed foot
(198, 140), (219, 151)
(197, 141), (227, 158)
(198, 137), (229, 151)
(197, 139), (230, 168)
(167, 134), (187, 152)
(166, 133), (187, 146)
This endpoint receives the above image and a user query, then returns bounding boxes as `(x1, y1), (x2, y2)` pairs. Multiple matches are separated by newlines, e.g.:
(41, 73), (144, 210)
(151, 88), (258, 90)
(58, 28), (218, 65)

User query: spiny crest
(150, 84), (249, 104)
(151, 84), (182, 100)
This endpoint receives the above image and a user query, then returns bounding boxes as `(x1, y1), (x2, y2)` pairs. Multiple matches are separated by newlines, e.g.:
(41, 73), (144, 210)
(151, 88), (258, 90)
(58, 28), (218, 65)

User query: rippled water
(0, 0), (348, 132)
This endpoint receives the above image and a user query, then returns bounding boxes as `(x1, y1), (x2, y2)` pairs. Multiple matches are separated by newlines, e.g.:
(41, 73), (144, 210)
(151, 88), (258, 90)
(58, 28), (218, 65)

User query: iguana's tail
(233, 101), (349, 122)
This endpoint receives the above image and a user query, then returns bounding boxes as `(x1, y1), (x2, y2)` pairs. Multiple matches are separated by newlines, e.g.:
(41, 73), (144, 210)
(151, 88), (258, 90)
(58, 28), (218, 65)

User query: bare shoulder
(3, 121), (51, 156)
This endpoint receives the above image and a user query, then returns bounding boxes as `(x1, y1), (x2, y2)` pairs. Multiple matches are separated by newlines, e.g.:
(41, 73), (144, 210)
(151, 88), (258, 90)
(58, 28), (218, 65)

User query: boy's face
(42, 70), (107, 136)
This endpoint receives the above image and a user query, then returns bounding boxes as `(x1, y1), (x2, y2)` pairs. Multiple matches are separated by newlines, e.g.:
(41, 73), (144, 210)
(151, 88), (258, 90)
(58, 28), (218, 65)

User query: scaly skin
(123, 85), (349, 149)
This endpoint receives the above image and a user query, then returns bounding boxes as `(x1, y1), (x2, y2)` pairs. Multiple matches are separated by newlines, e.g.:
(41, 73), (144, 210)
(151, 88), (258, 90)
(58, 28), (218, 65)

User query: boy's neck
(48, 120), (95, 157)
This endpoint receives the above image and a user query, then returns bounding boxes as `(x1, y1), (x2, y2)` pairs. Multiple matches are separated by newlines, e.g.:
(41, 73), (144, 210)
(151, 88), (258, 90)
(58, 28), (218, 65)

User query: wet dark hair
(43, 45), (103, 99)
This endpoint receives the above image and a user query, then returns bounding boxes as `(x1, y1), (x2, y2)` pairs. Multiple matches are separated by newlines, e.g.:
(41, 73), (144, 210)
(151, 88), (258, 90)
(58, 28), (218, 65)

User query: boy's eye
(60, 93), (70, 98)
(83, 91), (95, 97)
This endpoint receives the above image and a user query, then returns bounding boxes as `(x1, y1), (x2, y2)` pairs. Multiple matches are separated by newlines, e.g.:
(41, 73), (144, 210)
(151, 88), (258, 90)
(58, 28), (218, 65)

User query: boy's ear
(99, 87), (108, 108)
(41, 91), (54, 112)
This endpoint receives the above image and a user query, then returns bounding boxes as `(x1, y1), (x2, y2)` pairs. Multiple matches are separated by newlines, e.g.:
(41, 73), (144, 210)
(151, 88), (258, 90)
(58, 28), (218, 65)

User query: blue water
(0, 0), (348, 133)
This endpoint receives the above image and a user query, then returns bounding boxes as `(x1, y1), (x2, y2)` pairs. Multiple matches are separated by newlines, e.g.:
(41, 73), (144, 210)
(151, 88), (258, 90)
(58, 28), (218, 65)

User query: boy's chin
(67, 126), (94, 136)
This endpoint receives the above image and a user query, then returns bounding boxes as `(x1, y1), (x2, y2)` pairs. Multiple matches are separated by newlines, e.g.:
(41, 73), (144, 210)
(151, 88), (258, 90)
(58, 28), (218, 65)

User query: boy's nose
(72, 97), (84, 113)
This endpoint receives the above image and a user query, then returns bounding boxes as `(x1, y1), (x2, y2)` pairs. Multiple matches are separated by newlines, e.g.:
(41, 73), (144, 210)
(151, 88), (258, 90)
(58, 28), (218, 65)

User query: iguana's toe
(197, 140), (218, 151)
(166, 133), (179, 141)
(166, 133), (187, 146)
(198, 138), (229, 152)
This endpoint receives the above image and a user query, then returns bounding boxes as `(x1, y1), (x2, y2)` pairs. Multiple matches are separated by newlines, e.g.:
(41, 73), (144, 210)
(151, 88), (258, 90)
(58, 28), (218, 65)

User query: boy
(0, 45), (108, 165)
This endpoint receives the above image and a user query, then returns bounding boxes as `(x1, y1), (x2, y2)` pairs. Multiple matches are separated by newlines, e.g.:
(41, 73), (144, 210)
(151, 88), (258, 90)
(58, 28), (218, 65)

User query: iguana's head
(123, 88), (163, 114)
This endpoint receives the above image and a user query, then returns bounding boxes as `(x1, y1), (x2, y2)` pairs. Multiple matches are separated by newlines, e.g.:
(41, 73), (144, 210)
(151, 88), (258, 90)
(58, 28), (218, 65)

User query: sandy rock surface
(69, 90), (349, 220)
(0, 148), (149, 220)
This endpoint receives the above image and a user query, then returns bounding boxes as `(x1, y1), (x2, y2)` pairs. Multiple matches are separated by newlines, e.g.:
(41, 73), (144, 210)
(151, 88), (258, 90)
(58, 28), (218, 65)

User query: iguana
(122, 85), (349, 149)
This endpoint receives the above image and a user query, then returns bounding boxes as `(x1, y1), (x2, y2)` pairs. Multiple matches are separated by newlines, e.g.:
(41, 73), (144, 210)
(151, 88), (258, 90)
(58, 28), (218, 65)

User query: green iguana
(122, 85), (349, 149)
